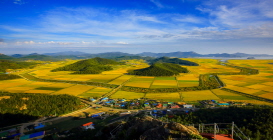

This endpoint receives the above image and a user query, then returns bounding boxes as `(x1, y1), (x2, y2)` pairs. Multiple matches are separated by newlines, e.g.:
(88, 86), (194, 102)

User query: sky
(0, 0), (273, 55)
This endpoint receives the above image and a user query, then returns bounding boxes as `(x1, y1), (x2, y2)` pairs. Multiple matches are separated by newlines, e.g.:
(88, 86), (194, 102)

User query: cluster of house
(200, 100), (247, 108)
(90, 97), (193, 109)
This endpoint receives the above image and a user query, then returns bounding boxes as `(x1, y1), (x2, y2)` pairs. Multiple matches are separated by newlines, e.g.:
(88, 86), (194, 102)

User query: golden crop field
(145, 92), (181, 102)
(78, 87), (112, 98)
(88, 74), (121, 83)
(150, 80), (177, 88)
(53, 85), (95, 96)
(211, 89), (253, 100)
(2, 58), (273, 105)
(110, 91), (145, 99)
(108, 75), (134, 85)
(182, 90), (220, 101)
(124, 76), (154, 88)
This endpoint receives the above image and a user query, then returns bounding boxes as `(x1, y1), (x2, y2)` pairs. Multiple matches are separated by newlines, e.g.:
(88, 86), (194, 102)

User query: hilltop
(128, 63), (188, 76)
(51, 57), (122, 74)
(148, 56), (199, 66)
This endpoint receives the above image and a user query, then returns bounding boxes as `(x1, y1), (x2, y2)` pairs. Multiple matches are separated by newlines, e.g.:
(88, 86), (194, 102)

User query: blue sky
(0, 0), (273, 54)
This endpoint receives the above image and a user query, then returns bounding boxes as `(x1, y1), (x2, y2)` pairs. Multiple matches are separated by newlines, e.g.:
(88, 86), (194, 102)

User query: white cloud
(150, 0), (164, 8)
(116, 42), (129, 44)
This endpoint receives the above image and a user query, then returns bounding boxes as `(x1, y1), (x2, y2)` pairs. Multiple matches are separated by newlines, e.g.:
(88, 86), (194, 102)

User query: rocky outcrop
(122, 116), (202, 140)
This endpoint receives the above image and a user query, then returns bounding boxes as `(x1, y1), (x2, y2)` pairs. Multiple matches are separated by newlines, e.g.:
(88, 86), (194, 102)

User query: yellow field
(26, 90), (54, 94)
(53, 85), (95, 96)
(125, 76), (154, 88)
(259, 93), (273, 100)
(150, 80), (177, 88)
(145, 92), (181, 102)
(110, 91), (145, 99)
(88, 74), (121, 83)
(182, 90), (220, 101)
(43, 83), (74, 88)
(108, 75), (134, 85)
(78, 87), (112, 98)
(227, 86), (261, 94)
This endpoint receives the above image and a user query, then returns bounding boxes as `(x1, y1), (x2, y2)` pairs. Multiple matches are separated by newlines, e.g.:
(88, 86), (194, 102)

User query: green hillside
(0, 54), (14, 60)
(19, 54), (60, 61)
(149, 57), (199, 66)
(51, 57), (122, 74)
(0, 60), (37, 73)
(128, 63), (188, 76)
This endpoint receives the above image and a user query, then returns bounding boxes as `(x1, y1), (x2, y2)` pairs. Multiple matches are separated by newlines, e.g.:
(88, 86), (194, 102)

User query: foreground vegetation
(0, 93), (83, 127)
(160, 106), (273, 140)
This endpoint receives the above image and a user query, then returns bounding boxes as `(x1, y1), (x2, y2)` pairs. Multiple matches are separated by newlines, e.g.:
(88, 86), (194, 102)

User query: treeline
(20, 73), (118, 88)
(159, 106), (273, 140)
(128, 63), (189, 76)
(0, 92), (83, 127)
(0, 74), (21, 80)
(148, 57), (199, 66)
(0, 60), (37, 73)
(51, 57), (122, 74)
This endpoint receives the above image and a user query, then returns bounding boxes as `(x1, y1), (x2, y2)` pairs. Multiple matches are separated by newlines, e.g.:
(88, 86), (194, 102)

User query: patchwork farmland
(1, 58), (273, 105)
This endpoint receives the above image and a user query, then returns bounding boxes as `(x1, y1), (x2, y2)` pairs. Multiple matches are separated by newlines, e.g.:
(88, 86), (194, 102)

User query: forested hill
(51, 57), (122, 74)
(128, 63), (188, 76)
(148, 57), (199, 66)
(0, 53), (14, 60)
(0, 93), (82, 127)
(0, 60), (37, 73)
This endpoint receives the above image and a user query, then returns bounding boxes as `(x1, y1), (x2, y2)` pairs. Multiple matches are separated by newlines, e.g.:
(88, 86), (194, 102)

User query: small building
(183, 104), (193, 108)
(82, 122), (95, 130)
(218, 103), (230, 106)
(144, 104), (151, 109)
(171, 105), (180, 109)
(101, 97), (108, 101)
(156, 103), (162, 108)
(162, 104), (168, 109)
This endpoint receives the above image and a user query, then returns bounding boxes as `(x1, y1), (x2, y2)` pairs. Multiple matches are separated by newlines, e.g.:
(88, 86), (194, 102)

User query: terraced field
(1, 58), (273, 105)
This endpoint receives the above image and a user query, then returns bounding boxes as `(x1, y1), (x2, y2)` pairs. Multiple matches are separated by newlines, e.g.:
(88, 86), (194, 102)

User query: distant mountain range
(1, 51), (272, 61)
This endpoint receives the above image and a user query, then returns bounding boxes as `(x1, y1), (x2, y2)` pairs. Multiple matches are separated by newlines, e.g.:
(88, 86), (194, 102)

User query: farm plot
(211, 89), (253, 100)
(145, 92), (181, 102)
(124, 76), (154, 88)
(178, 80), (199, 87)
(110, 91), (145, 99)
(69, 75), (102, 81)
(78, 87), (112, 98)
(108, 75), (134, 85)
(88, 74), (121, 83)
(150, 80), (177, 88)
(259, 93), (273, 100)
(0, 79), (33, 90)
(182, 90), (220, 101)
(226, 86), (261, 94)
(53, 85), (95, 96)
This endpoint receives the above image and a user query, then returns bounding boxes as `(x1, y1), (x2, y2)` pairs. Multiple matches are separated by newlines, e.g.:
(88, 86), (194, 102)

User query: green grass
(35, 87), (63, 91)
(154, 77), (176, 80)
(266, 75), (273, 78)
